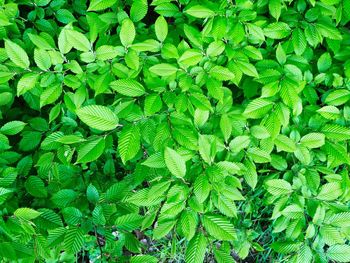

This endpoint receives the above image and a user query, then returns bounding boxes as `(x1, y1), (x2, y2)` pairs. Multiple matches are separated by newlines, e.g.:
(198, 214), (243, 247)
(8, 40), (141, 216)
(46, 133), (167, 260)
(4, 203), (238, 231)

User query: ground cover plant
(1, 0), (350, 262)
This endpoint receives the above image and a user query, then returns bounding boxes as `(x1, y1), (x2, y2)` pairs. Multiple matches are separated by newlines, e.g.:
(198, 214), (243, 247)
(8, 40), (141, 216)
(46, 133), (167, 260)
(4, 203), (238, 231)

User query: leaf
(265, 179), (292, 196)
(0, 121), (26, 135)
(34, 49), (51, 70)
(317, 52), (332, 72)
(95, 45), (122, 60)
(130, 0), (148, 22)
(164, 147), (186, 178)
(17, 73), (39, 96)
(324, 89), (350, 106)
(155, 16), (168, 42)
(243, 98), (274, 119)
(118, 125), (140, 164)
(77, 137), (105, 163)
(274, 134), (296, 152)
(300, 133), (325, 148)
(65, 29), (90, 52)
(317, 105), (340, 119)
(184, 5), (215, 18)
(110, 79), (145, 97)
(120, 19), (135, 47)
(179, 210), (197, 240)
(149, 63), (178, 76)
(64, 227), (84, 254)
(236, 60), (259, 77)
(229, 135), (250, 153)
(14, 208), (41, 220)
(88, 0), (117, 11)
(178, 50), (202, 67)
(327, 245), (350, 262)
(76, 105), (119, 131)
(185, 233), (207, 263)
(131, 255), (158, 263)
(269, 0), (281, 20)
(202, 214), (236, 241)
(40, 84), (62, 108)
(5, 39), (30, 69)
(209, 66), (235, 81)
(144, 94), (163, 116)
(292, 28), (307, 55)
(247, 147), (271, 163)
(316, 182), (342, 201)
(194, 175), (210, 203)
(264, 22), (291, 39)
(321, 124), (350, 141)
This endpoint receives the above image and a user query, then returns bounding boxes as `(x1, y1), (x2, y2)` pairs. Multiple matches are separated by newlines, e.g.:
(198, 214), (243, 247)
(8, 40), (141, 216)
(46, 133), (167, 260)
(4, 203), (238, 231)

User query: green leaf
(155, 16), (168, 42)
(317, 52), (332, 72)
(120, 19), (135, 47)
(229, 135), (250, 153)
(274, 134), (296, 153)
(316, 182), (342, 201)
(17, 73), (39, 96)
(179, 210), (197, 240)
(5, 39), (30, 69)
(202, 214), (236, 241)
(243, 98), (274, 119)
(131, 255), (158, 263)
(317, 105), (340, 119)
(292, 28), (307, 55)
(110, 79), (145, 97)
(64, 227), (84, 254)
(40, 84), (62, 108)
(264, 22), (291, 39)
(14, 208), (41, 220)
(76, 105), (119, 131)
(0, 121), (26, 135)
(235, 60), (259, 77)
(149, 63), (178, 76)
(34, 49), (51, 70)
(194, 175), (210, 203)
(324, 89), (350, 106)
(247, 147), (271, 163)
(164, 147), (186, 178)
(300, 133), (325, 148)
(130, 0), (148, 22)
(209, 66), (235, 81)
(65, 29), (90, 52)
(327, 245), (350, 262)
(118, 125), (140, 164)
(269, 0), (281, 20)
(321, 124), (350, 141)
(185, 233), (207, 263)
(265, 179), (292, 196)
(178, 50), (203, 67)
(184, 5), (215, 18)
(88, 0), (117, 11)
(76, 137), (105, 163)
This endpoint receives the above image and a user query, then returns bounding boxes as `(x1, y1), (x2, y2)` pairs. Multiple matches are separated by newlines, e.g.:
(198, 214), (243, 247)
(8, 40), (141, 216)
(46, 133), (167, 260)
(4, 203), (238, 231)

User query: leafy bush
(1, 0), (350, 262)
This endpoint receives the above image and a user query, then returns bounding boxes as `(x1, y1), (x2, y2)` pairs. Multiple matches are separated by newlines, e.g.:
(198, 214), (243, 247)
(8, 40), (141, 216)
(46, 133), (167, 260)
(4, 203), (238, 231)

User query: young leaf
(185, 233), (207, 263)
(155, 16), (168, 42)
(118, 125), (141, 164)
(5, 39), (30, 69)
(120, 19), (136, 47)
(76, 105), (119, 131)
(164, 147), (186, 178)
(184, 5), (215, 18)
(110, 79), (145, 97)
(202, 214), (236, 241)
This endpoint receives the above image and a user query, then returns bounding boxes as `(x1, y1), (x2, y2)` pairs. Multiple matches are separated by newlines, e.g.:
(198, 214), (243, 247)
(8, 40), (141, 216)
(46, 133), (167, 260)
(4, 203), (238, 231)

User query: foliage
(0, 0), (350, 262)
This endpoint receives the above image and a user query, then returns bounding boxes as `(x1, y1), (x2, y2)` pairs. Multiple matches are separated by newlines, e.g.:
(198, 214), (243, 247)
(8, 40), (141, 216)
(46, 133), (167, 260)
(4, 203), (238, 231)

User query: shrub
(1, 0), (350, 262)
